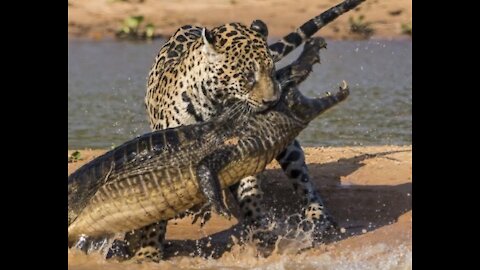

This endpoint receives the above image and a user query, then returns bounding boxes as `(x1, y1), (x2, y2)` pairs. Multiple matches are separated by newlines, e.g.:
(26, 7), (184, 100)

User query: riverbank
(68, 145), (412, 269)
(68, 0), (412, 41)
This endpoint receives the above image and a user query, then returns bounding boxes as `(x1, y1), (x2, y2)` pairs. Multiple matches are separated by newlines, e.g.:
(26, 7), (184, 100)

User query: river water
(68, 39), (411, 149)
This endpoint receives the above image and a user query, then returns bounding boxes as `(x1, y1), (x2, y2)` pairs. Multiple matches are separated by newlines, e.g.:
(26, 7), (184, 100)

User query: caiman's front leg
(196, 165), (231, 219)
(195, 149), (235, 220)
(107, 149), (235, 263)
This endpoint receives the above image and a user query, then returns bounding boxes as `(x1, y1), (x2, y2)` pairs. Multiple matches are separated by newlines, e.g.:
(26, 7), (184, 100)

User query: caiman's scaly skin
(68, 73), (350, 247)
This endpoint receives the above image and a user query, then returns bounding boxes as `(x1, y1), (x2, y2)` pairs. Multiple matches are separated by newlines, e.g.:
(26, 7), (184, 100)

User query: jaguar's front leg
(276, 140), (337, 240)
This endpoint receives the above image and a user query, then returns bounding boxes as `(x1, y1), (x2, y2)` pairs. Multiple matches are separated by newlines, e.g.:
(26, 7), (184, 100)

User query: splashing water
(69, 211), (411, 270)
(69, 241), (411, 270)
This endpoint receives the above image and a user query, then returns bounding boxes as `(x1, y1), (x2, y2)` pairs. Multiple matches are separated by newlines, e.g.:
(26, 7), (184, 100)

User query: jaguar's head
(200, 20), (280, 113)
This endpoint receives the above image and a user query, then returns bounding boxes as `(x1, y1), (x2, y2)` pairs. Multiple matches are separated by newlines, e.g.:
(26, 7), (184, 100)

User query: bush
(349, 15), (374, 39)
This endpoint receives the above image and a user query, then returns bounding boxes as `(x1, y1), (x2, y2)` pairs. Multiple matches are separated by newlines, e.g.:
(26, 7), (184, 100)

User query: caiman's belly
(68, 148), (279, 242)
(68, 165), (202, 241)
(218, 146), (279, 187)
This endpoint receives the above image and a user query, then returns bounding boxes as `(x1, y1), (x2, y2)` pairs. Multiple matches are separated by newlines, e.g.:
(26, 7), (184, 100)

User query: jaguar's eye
(246, 72), (256, 87)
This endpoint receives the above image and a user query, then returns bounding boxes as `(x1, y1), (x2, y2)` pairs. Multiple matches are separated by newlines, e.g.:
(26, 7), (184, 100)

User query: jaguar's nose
(262, 97), (277, 106)
(262, 91), (280, 106)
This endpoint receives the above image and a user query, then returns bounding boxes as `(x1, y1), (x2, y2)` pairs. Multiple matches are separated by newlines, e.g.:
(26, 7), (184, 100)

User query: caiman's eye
(246, 71), (256, 88)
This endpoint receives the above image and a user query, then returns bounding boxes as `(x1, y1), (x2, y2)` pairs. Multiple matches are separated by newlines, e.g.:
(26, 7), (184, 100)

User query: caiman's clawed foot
(191, 201), (232, 227)
(213, 202), (232, 220)
(191, 206), (212, 227)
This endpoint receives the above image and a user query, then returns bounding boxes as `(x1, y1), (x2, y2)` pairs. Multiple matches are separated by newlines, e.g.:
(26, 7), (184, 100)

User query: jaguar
(109, 0), (365, 262)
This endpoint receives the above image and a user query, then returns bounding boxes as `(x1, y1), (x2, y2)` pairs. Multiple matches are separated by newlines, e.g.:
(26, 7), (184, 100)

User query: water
(68, 39), (411, 149)
(68, 244), (412, 270)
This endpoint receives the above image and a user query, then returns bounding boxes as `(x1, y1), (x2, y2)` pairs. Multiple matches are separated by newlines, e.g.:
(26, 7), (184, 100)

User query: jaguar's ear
(201, 28), (220, 62)
(250, 20), (268, 39)
(201, 27), (216, 51)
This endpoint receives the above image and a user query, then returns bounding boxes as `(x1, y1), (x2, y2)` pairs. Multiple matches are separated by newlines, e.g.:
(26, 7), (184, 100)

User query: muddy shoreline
(68, 145), (412, 269)
(68, 0), (412, 41)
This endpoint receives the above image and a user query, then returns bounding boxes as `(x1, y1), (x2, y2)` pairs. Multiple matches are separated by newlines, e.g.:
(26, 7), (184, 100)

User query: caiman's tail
(269, 0), (366, 62)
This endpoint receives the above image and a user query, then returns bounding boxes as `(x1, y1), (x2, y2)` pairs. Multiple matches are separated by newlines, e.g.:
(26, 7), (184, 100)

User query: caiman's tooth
(325, 91), (332, 96)
(341, 80), (348, 90)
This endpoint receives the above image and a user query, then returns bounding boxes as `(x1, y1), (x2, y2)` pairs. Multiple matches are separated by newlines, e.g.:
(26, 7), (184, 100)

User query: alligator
(68, 41), (350, 247)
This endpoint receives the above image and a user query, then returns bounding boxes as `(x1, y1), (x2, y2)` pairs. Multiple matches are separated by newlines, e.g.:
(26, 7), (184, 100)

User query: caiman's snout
(289, 80), (349, 123)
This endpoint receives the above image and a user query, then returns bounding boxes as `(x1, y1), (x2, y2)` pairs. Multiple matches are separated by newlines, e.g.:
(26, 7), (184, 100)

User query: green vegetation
(401, 22), (412, 36)
(68, 150), (82, 163)
(116, 15), (157, 41)
(349, 15), (374, 39)
(389, 9), (403, 16)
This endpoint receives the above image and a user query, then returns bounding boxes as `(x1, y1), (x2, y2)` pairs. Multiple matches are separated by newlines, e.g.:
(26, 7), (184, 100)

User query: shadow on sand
(163, 149), (412, 259)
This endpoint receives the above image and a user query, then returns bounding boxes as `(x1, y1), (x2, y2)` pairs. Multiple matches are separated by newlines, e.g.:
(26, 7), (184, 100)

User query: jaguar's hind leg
(230, 175), (280, 247)
(234, 176), (266, 227)
(108, 221), (167, 263)
(129, 221), (167, 263)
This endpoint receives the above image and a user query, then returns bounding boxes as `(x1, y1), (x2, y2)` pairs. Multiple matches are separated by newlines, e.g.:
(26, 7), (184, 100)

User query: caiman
(68, 66), (350, 246)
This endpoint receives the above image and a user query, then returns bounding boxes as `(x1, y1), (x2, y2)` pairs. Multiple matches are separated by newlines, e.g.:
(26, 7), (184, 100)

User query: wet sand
(68, 0), (412, 40)
(68, 145), (412, 269)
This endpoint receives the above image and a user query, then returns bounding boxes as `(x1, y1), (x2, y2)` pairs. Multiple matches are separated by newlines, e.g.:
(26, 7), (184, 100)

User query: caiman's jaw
(286, 80), (349, 124)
